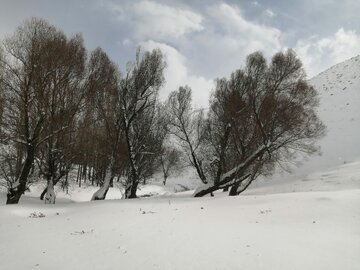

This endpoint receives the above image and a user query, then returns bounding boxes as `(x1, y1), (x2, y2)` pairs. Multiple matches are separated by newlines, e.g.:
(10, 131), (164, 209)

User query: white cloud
(109, 0), (203, 40)
(122, 39), (133, 47)
(264, 9), (275, 18)
(140, 40), (214, 109)
(106, 1), (283, 79)
(208, 4), (280, 44)
(187, 3), (282, 77)
(296, 28), (360, 77)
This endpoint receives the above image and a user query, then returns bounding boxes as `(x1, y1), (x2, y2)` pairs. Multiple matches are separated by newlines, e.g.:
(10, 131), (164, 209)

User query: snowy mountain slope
(247, 158), (360, 195)
(263, 55), (360, 183)
(307, 55), (360, 172)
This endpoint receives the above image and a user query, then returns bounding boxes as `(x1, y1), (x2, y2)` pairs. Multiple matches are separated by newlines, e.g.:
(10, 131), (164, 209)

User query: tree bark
(40, 176), (62, 200)
(193, 144), (267, 197)
(229, 175), (255, 196)
(6, 146), (35, 204)
(125, 180), (138, 199)
(40, 187), (47, 200)
(91, 175), (113, 200)
(45, 178), (56, 204)
(163, 175), (168, 185)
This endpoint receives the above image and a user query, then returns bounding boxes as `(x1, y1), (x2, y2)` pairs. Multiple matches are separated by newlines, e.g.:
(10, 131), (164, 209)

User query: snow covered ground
(0, 158), (359, 270)
(0, 56), (359, 270)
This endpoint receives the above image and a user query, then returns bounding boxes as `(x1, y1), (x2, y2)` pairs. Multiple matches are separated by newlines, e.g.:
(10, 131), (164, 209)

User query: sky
(0, 0), (359, 108)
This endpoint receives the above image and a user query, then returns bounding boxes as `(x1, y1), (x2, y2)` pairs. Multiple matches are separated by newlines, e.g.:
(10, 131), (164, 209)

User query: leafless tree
(160, 147), (181, 185)
(181, 50), (325, 197)
(166, 86), (209, 185)
(120, 49), (165, 198)
(139, 103), (170, 185)
(37, 34), (86, 204)
(88, 48), (127, 200)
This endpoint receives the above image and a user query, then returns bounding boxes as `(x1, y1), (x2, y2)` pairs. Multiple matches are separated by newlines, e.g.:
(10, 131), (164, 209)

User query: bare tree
(138, 103), (170, 185)
(160, 147), (181, 185)
(88, 48), (126, 200)
(183, 50), (325, 197)
(38, 33), (86, 204)
(120, 49), (165, 198)
(166, 86), (209, 184)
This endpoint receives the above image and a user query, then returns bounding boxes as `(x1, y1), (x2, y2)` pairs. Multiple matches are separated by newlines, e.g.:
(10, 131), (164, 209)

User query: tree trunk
(228, 182), (240, 196)
(110, 176), (114, 188)
(91, 170), (95, 186)
(192, 145), (267, 197)
(40, 177), (61, 200)
(193, 184), (220, 197)
(6, 146), (35, 204)
(91, 175), (113, 200)
(125, 180), (138, 199)
(65, 172), (69, 194)
(40, 187), (47, 200)
(83, 165), (87, 182)
(87, 167), (91, 183)
(45, 178), (56, 204)
(76, 164), (81, 182)
(229, 176), (254, 196)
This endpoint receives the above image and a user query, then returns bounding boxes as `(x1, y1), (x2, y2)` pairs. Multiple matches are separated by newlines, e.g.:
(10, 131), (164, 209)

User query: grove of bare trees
(0, 18), (325, 204)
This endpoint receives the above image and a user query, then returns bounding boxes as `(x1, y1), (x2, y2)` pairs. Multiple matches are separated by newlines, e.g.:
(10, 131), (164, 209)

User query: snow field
(0, 187), (359, 270)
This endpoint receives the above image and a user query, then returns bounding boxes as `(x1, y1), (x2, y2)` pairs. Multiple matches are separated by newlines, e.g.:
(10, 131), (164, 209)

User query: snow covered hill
(297, 55), (360, 175)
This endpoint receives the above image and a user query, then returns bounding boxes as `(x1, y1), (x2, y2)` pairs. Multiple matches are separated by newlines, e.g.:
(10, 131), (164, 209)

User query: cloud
(296, 28), (360, 77)
(186, 3), (282, 77)
(264, 9), (275, 18)
(140, 40), (214, 108)
(208, 4), (280, 43)
(108, 0), (203, 40)
(104, 1), (284, 105)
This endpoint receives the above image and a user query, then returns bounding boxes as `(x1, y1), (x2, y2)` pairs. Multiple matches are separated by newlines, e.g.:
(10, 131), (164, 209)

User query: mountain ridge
(310, 55), (360, 80)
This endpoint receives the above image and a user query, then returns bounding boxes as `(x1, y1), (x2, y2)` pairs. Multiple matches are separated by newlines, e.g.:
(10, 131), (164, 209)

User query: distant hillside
(246, 55), (360, 191)
(307, 55), (360, 170)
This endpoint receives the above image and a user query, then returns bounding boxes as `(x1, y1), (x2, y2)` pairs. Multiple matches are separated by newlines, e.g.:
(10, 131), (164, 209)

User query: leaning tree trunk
(44, 178), (56, 204)
(193, 183), (220, 197)
(91, 175), (113, 200)
(40, 187), (47, 200)
(229, 175), (254, 196)
(6, 146), (35, 204)
(92, 151), (117, 201)
(228, 184), (239, 196)
(193, 145), (268, 197)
